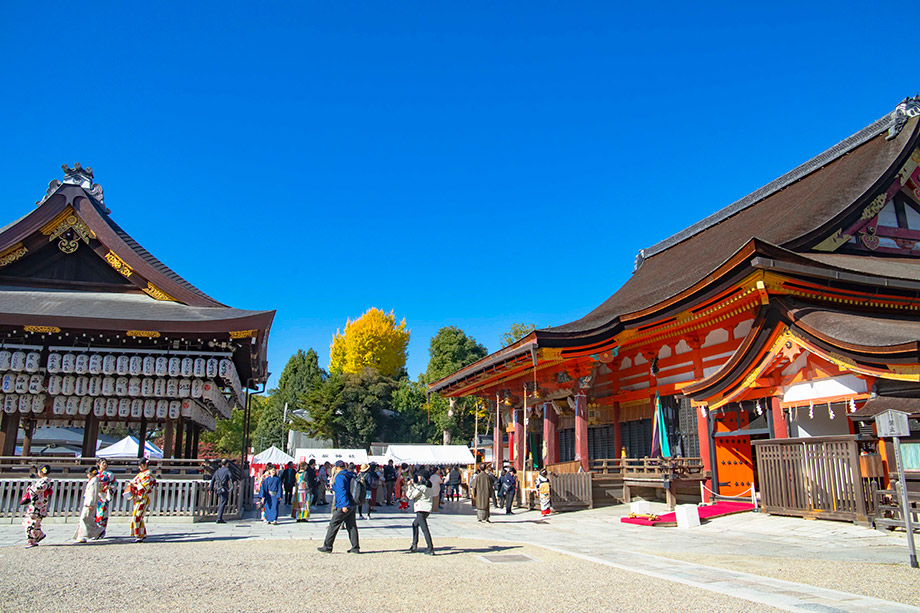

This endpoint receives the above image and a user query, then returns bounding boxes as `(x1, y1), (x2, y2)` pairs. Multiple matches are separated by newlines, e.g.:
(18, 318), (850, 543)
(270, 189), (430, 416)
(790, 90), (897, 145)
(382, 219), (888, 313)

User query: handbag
(19, 491), (31, 506)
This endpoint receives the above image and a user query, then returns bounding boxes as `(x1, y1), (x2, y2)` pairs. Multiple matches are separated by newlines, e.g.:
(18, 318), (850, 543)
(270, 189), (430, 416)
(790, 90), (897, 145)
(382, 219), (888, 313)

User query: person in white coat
(404, 472), (436, 555)
(74, 467), (103, 542)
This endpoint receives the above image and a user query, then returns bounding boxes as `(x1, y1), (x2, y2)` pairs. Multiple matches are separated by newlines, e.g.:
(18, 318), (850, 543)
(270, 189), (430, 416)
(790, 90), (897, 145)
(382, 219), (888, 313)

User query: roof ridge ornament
(37, 163), (106, 209)
(887, 96), (920, 141)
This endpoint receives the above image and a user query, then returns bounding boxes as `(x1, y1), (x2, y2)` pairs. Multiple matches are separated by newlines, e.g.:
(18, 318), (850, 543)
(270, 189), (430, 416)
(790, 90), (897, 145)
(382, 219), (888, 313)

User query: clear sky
(1, 3), (916, 387)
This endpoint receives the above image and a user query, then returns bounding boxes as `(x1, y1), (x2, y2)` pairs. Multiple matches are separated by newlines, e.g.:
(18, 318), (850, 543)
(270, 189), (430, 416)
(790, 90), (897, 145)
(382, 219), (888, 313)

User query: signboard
(876, 410), (910, 438)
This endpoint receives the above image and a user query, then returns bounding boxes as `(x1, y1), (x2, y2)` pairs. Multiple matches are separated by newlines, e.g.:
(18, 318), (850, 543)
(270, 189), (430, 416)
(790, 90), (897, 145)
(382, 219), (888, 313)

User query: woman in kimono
(127, 458), (156, 542)
(95, 458), (116, 538)
(292, 462), (311, 522)
(259, 464), (282, 524)
(535, 469), (552, 517)
(23, 465), (53, 549)
(74, 467), (103, 542)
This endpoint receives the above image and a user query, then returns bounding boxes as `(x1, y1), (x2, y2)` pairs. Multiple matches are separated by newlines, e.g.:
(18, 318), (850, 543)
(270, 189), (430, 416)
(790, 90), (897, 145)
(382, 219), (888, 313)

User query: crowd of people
(19, 456), (553, 552)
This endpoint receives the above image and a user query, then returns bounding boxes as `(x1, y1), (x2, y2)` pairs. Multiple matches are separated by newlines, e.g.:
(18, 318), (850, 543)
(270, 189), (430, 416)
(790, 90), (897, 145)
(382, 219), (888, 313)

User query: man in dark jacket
(209, 458), (233, 523)
(446, 466), (462, 501)
(318, 461), (360, 553)
(306, 459), (319, 508)
(280, 462), (297, 505)
(383, 460), (397, 505)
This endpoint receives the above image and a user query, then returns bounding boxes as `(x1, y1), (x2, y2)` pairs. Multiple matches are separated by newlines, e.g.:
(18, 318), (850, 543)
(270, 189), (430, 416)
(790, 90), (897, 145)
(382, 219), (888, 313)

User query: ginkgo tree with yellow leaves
(329, 307), (411, 377)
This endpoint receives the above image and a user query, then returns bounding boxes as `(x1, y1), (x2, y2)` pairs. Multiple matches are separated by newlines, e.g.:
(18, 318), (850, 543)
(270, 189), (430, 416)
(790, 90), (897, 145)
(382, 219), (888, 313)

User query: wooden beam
(0, 413), (20, 457)
(82, 415), (99, 458)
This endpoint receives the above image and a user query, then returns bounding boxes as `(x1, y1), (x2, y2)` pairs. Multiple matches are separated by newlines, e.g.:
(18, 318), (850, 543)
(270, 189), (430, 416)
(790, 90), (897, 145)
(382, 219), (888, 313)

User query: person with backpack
(317, 461), (360, 554)
(404, 471), (436, 555)
(209, 458), (233, 523)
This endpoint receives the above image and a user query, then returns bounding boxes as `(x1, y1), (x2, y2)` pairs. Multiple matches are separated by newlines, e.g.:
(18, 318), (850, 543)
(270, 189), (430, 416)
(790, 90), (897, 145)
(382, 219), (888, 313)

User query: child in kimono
(74, 467), (103, 542)
(127, 458), (156, 542)
(23, 465), (53, 548)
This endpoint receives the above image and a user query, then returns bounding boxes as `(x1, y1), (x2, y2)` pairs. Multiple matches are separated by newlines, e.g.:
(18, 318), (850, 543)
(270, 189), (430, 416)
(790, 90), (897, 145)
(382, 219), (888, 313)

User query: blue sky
(1, 3), (916, 387)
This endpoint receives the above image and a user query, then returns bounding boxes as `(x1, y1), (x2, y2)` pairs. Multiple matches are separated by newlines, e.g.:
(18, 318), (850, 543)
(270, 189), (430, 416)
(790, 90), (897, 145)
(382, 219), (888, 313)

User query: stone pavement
(2, 497), (916, 612)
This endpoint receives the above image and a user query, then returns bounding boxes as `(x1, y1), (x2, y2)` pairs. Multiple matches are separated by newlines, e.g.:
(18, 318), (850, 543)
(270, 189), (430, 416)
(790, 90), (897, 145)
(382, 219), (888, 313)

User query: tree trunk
(442, 428), (452, 445)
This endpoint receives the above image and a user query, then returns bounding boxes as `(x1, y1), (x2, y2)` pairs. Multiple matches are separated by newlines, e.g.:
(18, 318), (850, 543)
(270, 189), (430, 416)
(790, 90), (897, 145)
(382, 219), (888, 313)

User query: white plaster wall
(674, 339), (691, 355)
(788, 404), (851, 438)
(733, 319), (754, 339)
(704, 328), (729, 347)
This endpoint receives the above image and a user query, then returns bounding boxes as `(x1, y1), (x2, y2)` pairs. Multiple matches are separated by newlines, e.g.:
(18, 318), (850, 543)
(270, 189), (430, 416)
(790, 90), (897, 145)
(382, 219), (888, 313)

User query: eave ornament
(0, 243), (28, 267)
(142, 282), (177, 302)
(40, 206), (96, 254)
(104, 251), (133, 278)
(229, 329), (258, 339)
(126, 330), (161, 338)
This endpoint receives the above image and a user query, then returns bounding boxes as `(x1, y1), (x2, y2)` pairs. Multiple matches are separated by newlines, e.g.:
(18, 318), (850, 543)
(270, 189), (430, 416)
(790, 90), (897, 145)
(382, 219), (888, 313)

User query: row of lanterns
(0, 392), (216, 428)
(1, 373), (221, 400)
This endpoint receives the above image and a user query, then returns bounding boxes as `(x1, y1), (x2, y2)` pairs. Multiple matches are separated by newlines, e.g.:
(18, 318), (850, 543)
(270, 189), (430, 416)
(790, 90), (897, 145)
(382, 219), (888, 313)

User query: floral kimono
(74, 475), (103, 542)
(292, 469), (311, 521)
(23, 476), (53, 547)
(95, 470), (116, 533)
(536, 474), (552, 516)
(127, 468), (156, 541)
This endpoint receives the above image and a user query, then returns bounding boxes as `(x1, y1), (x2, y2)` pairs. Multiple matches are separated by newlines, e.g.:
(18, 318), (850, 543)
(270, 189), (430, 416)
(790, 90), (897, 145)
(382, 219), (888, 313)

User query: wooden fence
(0, 477), (247, 522)
(753, 436), (870, 523)
(547, 472), (593, 511)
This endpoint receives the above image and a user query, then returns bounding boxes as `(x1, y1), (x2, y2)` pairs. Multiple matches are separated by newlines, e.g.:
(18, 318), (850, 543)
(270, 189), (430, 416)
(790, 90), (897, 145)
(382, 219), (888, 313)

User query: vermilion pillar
(543, 401), (559, 466)
(770, 396), (788, 439)
(493, 411), (503, 470)
(696, 406), (713, 502)
(574, 391), (589, 472)
(513, 409), (525, 471)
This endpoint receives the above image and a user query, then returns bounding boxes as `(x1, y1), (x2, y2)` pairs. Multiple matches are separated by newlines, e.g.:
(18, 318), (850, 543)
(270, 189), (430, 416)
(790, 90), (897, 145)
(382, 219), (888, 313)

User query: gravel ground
(650, 551), (920, 607)
(0, 537), (780, 613)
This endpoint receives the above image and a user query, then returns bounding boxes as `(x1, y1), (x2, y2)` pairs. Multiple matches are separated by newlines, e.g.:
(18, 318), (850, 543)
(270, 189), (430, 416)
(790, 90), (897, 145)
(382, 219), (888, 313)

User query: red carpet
(620, 501), (755, 527)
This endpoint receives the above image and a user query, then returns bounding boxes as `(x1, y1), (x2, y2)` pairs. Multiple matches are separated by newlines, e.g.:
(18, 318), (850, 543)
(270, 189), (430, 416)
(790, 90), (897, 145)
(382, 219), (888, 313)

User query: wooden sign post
(876, 410), (917, 568)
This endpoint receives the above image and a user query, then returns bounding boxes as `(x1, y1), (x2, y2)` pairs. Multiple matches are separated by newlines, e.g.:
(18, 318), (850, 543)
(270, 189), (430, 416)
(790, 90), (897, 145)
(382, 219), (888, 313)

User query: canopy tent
(367, 455), (388, 466)
(384, 444), (475, 466)
(96, 436), (164, 459)
(294, 448), (368, 465)
(252, 445), (295, 466)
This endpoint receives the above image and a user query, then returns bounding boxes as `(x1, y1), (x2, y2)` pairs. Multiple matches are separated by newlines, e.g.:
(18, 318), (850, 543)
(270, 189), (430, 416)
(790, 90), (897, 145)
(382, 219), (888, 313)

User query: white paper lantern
(193, 358), (206, 377)
(128, 377), (141, 397)
(1, 374), (14, 393)
(102, 377), (115, 396)
(74, 376), (88, 396)
(0, 350), (11, 371)
(75, 354), (89, 374)
(129, 355), (143, 376)
(61, 375), (75, 395)
(79, 397), (93, 416)
(18, 395), (31, 413)
(93, 397), (105, 417)
(115, 377), (128, 396)
(191, 379), (204, 398)
(28, 375), (43, 394)
(25, 352), (41, 373)
(156, 399), (168, 418)
(154, 378), (166, 397)
(143, 399), (156, 419)
(47, 375), (62, 395)
(154, 357), (167, 377)
(47, 353), (62, 373)
(31, 394), (45, 414)
(66, 396), (80, 415)
(141, 378), (155, 397)
(102, 355), (117, 375)
(52, 396), (66, 415)
(118, 398), (131, 417)
(61, 353), (76, 373)
(116, 355), (130, 376)
(131, 399), (143, 418)
(166, 378), (179, 397)
(178, 378), (191, 398)
(15, 374), (29, 394)
(89, 354), (103, 375)
(105, 398), (118, 417)
(88, 376), (102, 397)
(218, 359), (232, 378)
(142, 356), (155, 376)
(5, 395), (19, 413)
(181, 399), (192, 417)
(181, 357), (194, 377)
(168, 357), (181, 377)
(206, 358), (219, 378)
(10, 351), (26, 372)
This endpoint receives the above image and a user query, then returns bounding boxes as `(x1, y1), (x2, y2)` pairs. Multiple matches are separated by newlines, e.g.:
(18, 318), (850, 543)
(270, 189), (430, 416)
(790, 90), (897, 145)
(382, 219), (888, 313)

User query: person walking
(446, 466), (462, 502)
(315, 461), (329, 507)
(259, 464), (282, 525)
(74, 467), (102, 542)
(535, 469), (552, 517)
(495, 467), (507, 509)
(357, 464), (374, 519)
(383, 459), (397, 505)
(501, 468), (518, 515)
(317, 460), (360, 554)
(428, 467), (442, 512)
(470, 464), (494, 523)
(292, 462), (311, 522)
(94, 458), (115, 539)
(22, 465), (52, 549)
(280, 462), (296, 506)
(210, 458), (233, 523)
(127, 458), (156, 542)
(396, 464), (410, 512)
(404, 472), (435, 555)
(306, 459), (319, 509)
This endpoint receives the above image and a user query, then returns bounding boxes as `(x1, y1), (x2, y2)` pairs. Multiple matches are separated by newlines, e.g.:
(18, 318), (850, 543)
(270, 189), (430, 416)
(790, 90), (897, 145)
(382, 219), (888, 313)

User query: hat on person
(334, 460), (346, 468)
(359, 463), (370, 472)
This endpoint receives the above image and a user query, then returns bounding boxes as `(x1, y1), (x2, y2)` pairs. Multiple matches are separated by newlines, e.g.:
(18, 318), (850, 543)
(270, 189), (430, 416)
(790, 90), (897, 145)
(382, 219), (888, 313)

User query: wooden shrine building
(430, 97), (920, 516)
(0, 164), (274, 461)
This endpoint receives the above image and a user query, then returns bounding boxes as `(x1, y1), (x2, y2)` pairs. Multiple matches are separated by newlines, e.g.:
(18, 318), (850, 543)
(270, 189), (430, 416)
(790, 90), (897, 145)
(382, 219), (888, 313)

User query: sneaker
(216, 520), (226, 524)
(347, 547), (361, 554)
(316, 546), (332, 553)
(134, 538), (145, 543)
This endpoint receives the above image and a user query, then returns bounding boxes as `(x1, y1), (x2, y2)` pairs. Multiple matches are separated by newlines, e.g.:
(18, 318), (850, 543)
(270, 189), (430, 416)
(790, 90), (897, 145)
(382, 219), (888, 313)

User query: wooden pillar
(574, 391), (589, 472)
(513, 409), (524, 471)
(184, 421), (193, 459)
(82, 415), (99, 458)
(191, 424), (200, 459)
(137, 418), (148, 459)
(612, 401), (622, 458)
(770, 397), (789, 439)
(21, 419), (35, 456)
(0, 413), (20, 457)
(162, 419), (175, 459)
(174, 416), (185, 459)
(493, 394), (503, 470)
(687, 335), (713, 501)
(543, 402), (559, 466)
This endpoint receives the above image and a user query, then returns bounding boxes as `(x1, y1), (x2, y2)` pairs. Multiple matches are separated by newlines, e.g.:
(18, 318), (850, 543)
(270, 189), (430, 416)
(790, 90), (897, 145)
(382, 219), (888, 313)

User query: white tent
(96, 436), (164, 459)
(295, 448), (368, 465)
(252, 445), (296, 466)
(385, 444), (475, 466)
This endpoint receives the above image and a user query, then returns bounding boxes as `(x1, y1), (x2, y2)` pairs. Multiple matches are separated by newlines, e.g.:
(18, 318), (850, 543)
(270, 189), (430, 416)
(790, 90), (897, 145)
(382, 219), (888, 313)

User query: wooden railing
(0, 476), (247, 522)
(545, 460), (582, 475)
(589, 457), (704, 477)
(0, 456), (222, 480)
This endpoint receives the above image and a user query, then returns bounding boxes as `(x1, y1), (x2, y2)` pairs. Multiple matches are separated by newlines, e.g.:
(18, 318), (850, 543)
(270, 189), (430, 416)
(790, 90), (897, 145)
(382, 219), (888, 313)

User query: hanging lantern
(25, 352), (41, 373)
(178, 378), (191, 398)
(28, 374), (43, 394)
(74, 353), (89, 374)
(128, 377), (142, 397)
(0, 350), (11, 371)
(115, 376), (128, 396)
(193, 358), (206, 378)
(105, 398), (118, 417)
(46, 353), (62, 374)
(142, 356), (155, 376)
(31, 394), (45, 414)
(10, 351), (26, 372)
(131, 399), (144, 419)
(79, 397), (93, 416)
(52, 396), (66, 415)
(102, 355), (117, 375)
(118, 398), (131, 418)
(88, 354), (103, 375)
(93, 397), (105, 417)
(168, 357), (181, 377)
(129, 355), (143, 376)
(15, 374), (29, 394)
(67, 397), (80, 416)
(116, 355), (130, 376)
(61, 353), (76, 373)
(102, 376), (115, 396)
(143, 399), (156, 419)
(181, 357), (194, 377)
